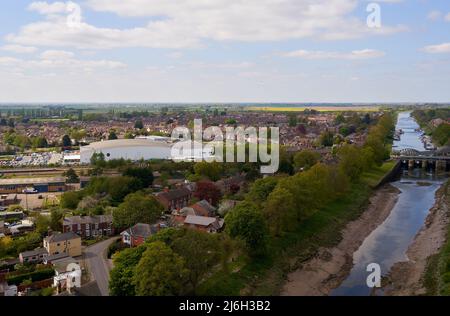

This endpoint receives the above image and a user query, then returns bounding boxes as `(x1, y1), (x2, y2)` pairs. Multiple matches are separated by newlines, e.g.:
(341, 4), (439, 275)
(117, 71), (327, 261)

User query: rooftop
(0, 177), (65, 186)
(63, 215), (113, 225)
(82, 139), (172, 151)
(157, 187), (191, 201)
(45, 232), (80, 243)
(121, 223), (158, 238)
(184, 215), (217, 227)
(44, 252), (70, 263)
(20, 248), (48, 258)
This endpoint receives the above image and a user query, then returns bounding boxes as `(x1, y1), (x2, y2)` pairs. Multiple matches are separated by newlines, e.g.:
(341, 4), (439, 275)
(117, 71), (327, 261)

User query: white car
(22, 188), (38, 194)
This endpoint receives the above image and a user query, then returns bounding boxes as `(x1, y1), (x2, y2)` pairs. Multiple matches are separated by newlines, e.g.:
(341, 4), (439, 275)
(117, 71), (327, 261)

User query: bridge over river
(391, 147), (450, 171)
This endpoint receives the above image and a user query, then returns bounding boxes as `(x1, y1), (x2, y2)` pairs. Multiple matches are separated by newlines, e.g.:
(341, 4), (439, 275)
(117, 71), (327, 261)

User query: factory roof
(81, 139), (173, 150)
(0, 177), (66, 185)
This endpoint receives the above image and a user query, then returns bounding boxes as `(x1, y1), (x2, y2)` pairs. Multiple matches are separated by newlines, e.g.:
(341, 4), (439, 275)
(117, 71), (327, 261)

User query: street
(83, 237), (118, 296)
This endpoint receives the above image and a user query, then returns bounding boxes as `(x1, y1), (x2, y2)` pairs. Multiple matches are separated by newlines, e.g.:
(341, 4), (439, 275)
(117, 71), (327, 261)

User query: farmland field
(247, 106), (381, 112)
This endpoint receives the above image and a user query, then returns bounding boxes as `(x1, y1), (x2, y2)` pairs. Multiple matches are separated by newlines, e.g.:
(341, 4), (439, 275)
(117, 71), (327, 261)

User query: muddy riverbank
(383, 183), (449, 296)
(281, 184), (400, 296)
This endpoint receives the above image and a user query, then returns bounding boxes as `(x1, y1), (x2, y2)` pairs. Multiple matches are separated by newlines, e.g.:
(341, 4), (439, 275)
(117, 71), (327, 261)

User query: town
(1, 104), (449, 296)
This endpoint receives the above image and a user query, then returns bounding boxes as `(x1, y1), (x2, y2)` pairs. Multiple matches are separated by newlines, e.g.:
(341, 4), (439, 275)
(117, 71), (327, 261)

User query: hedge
(6, 268), (55, 285)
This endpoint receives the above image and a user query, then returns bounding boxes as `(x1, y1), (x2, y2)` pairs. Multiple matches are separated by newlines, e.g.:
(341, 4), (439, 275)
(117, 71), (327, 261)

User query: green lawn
(361, 160), (397, 188)
(198, 162), (397, 296)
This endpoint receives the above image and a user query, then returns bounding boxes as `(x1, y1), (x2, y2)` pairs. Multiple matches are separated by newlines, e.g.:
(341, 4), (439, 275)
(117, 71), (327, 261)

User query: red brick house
(63, 215), (114, 239)
(120, 223), (164, 247)
(155, 187), (192, 211)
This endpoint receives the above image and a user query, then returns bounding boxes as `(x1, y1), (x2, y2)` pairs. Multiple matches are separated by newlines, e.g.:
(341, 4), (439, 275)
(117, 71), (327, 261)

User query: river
(331, 111), (447, 296)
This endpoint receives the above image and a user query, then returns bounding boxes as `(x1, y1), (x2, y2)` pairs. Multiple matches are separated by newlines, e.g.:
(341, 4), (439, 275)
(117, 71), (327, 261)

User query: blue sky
(0, 0), (449, 103)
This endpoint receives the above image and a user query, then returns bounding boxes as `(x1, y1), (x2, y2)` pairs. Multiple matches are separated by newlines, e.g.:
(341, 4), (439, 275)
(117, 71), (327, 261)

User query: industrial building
(0, 177), (66, 194)
(80, 139), (173, 164)
(80, 139), (214, 164)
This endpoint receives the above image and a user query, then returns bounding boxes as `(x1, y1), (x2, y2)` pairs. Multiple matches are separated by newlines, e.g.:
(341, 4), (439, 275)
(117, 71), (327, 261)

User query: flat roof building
(0, 177), (66, 194)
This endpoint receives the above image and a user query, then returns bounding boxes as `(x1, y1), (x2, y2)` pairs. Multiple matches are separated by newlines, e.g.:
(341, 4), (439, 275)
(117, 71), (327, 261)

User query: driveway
(83, 237), (119, 296)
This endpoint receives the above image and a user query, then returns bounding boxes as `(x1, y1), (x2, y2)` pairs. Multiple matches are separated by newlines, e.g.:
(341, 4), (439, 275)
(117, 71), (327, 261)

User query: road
(83, 237), (118, 296)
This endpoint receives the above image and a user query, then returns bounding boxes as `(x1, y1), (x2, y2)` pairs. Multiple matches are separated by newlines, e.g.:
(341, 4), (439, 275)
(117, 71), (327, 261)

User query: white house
(53, 260), (82, 294)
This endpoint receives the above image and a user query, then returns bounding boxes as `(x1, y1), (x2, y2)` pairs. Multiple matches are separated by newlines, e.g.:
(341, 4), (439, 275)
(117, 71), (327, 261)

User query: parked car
(22, 188), (38, 194)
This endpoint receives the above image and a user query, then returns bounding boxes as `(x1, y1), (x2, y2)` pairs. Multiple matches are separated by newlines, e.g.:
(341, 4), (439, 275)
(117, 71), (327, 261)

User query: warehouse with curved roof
(80, 139), (173, 164)
(80, 139), (214, 164)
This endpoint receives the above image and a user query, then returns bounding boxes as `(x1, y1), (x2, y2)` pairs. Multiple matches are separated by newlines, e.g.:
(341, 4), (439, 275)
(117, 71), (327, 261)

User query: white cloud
(445, 13), (450, 22)
(28, 1), (70, 15)
(283, 49), (385, 60)
(6, 0), (407, 50)
(422, 43), (450, 54)
(0, 50), (126, 73)
(0, 57), (22, 66)
(40, 49), (75, 60)
(371, 0), (403, 3)
(1, 44), (38, 54)
(427, 10), (442, 21)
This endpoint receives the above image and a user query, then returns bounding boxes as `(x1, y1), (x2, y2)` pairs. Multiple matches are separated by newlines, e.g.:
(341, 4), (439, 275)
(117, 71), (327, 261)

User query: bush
(6, 268), (55, 285)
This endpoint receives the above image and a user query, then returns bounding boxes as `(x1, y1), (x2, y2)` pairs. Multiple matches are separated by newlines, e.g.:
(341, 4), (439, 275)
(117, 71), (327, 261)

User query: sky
(0, 0), (449, 103)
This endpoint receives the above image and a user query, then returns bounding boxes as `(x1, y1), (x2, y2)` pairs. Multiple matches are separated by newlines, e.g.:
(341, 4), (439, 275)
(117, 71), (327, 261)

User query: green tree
(433, 123), (450, 146)
(50, 209), (64, 231)
(35, 215), (51, 235)
(338, 144), (366, 181)
(193, 161), (222, 181)
(171, 229), (222, 293)
(32, 137), (48, 148)
(318, 130), (334, 147)
(110, 246), (146, 296)
(134, 241), (188, 296)
(288, 114), (298, 127)
(134, 120), (144, 129)
(225, 201), (268, 258)
(90, 152), (106, 168)
(108, 131), (118, 140)
(334, 113), (346, 125)
(60, 191), (83, 209)
(62, 134), (71, 147)
(122, 166), (154, 188)
(293, 150), (320, 171)
(264, 187), (296, 236)
(113, 192), (163, 228)
(245, 177), (280, 206)
(64, 168), (79, 184)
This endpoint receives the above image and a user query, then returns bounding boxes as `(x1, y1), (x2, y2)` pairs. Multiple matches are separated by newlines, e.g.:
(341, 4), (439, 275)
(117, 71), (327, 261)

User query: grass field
(247, 106), (381, 112)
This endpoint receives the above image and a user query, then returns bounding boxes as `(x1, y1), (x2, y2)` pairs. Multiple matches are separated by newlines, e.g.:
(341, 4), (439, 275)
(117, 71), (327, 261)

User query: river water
(331, 111), (446, 296)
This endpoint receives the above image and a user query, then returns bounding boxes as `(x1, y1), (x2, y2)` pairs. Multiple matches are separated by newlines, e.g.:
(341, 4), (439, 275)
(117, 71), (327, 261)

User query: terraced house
(63, 215), (114, 239)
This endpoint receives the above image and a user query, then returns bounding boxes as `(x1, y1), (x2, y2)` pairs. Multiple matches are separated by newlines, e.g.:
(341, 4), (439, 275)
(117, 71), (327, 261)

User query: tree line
(107, 112), (395, 295)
